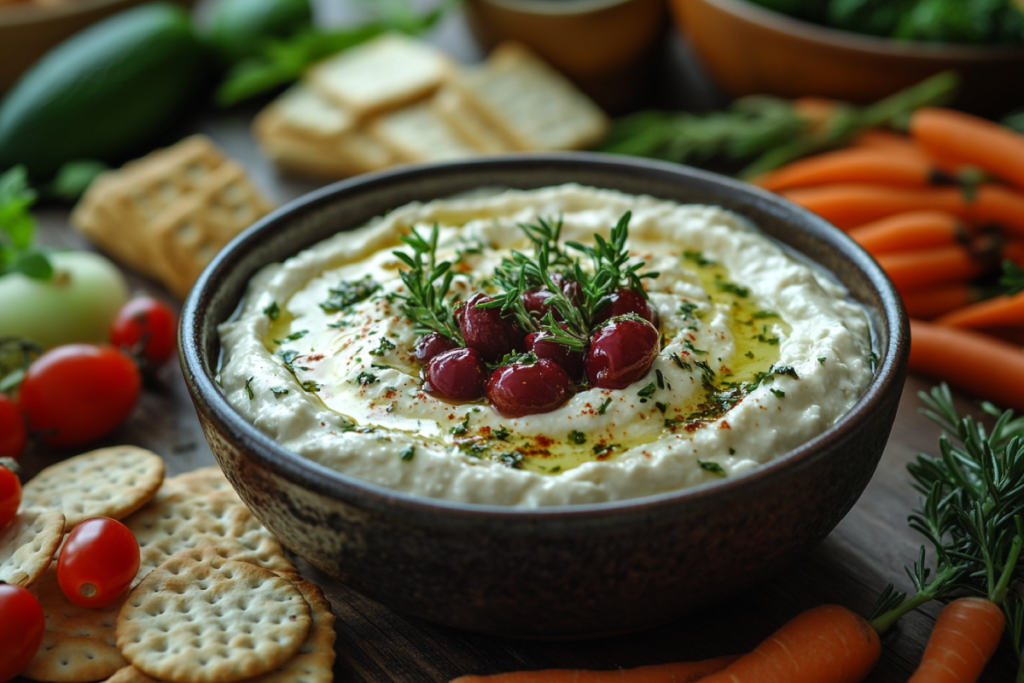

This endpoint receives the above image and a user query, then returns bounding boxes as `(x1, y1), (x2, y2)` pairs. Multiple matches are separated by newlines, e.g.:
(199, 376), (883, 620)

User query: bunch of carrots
(755, 106), (1024, 413)
(448, 109), (1024, 683)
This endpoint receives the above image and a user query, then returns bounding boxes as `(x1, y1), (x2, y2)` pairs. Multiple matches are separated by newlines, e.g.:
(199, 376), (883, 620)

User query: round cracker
(116, 546), (312, 683)
(21, 446), (166, 530)
(0, 507), (64, 587)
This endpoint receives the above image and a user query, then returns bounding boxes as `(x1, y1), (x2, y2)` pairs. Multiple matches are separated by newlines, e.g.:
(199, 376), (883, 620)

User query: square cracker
(116, 546), (311, 683)
(307, 33), (451, 117)
(255, 123), (395, 180)
(368, 98), (480, 163)
(20, 446), (165, 531)
(453, 42), (610, 151)
(431, 85), (513, 154)
(24, 564), (129, 683)
(0, 507), (64, 587)
(254, 85), (357, 143)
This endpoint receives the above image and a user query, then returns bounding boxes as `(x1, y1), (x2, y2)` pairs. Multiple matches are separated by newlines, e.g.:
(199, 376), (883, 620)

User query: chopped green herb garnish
(682, 251), (715, 267)
(664, 417), (685, 428)
(568, 430), (587, 444)
(598, 397), (612, 415)
(637, 382), (657, 399)
(670, 352), (690, 371)
(356, 370), (379, 386)
(321, 275), (380, 313)
(400, 446), (415, 462)
(728, 447), (735, 455)
(655, 402), (667, 414)
(300, 380), (321, 392)
(493, 426), (511, 441)
(274, 329), (308, 344)
(771, 388), (785, 398)
(593, 443), (619, 457)
(745, 351), (755, 359)
(263, 301), (280, 320)
(368, 337), (396, 357)
(716, 280), (749, 298)
(699, 460), (727, 477)
(497, 451), (523, 469)
(271, 387), (289, 398)
(655, 368), (665, 389)
(684, 339), (707, 355)
(678, 301), (699, 319)
(244, 376), (254, 400)
(752, 310), (778, 319)
(818, 357), (826, 365)
(754, 333), (780, 345)
(450, 414), (470, 436)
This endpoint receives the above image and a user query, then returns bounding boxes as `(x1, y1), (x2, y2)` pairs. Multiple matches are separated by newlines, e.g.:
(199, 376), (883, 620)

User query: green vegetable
(205, 0), (313, 65)
(0, 250), (129, 348)
(0, 167), (51, 281)
(216, 0), (461, 107)
(0, 3), (208, 179)
(599, 71), (958, 178)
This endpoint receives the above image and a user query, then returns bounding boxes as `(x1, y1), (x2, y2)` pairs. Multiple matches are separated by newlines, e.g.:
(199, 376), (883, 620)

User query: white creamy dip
(218, 185), (873, 506)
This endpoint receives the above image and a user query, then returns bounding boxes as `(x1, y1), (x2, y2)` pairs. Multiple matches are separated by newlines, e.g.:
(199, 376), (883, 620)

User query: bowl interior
(182, 152), (906, 518)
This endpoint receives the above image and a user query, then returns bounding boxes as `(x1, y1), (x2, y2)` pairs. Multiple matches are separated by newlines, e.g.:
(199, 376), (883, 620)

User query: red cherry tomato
(0, 463), (20, 532)
(0, 393), (26, 459)
(110, 296), (177, 365)
(57, 517), (140, 608)
(19, 344), (141, 448)
(0, 583), (44, 682)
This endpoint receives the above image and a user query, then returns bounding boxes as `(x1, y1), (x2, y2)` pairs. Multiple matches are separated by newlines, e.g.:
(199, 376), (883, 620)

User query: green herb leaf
(264, 301), (280, 320)
(400, 446), (415, 461)
(321, 275), (380, 313)
(699, 460), (727, 477)
(568, 430), (587, 444)
(0, 166), (52, 281)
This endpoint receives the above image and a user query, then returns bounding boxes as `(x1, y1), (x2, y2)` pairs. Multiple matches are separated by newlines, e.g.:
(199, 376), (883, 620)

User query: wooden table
(19, 7), (1019, 682)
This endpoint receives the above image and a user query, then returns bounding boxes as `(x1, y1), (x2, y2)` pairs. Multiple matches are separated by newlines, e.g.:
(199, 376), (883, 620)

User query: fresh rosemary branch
(599, 71), (958, 179)
(869, 383), (1024, 634)
(0, 166), (52, 281)
(392, 224), (463, 344)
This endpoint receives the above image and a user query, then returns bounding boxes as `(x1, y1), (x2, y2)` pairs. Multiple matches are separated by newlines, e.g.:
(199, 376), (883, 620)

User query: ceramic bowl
(179, 154), (908, 638)
(670, 0), (1024, 116)
(0, 0), (197, 93)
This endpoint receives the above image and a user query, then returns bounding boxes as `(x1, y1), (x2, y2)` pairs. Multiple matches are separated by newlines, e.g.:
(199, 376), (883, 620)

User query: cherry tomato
(0, 583), (44, 682)
(0, 463), (20, 532)
(0, 393), (26, 459)
(19, 344), (141, 448)
(110, 296), (177, 365)
(57, 517), (140, 608)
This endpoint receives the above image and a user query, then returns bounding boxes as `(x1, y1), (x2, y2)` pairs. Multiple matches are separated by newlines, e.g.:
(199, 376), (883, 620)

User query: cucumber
(0, 3), (208, 180)
(205, 0), (313, 65)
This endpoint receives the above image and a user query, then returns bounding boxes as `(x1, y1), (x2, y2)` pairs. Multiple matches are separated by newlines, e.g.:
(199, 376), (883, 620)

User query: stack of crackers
(0, 447), (335, 683)
(254, 34), (611, 179)
(71, 136), (275, 300)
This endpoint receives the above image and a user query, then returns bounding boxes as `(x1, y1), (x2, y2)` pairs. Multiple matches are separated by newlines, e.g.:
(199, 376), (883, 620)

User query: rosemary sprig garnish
(868, 384), (1024, 637)
(391, 224), (464, 344)
(1002, 259), (1024, 296)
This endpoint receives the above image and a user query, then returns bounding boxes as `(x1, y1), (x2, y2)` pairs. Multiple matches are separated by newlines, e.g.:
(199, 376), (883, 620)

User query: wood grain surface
(12, 5), (1020, 682)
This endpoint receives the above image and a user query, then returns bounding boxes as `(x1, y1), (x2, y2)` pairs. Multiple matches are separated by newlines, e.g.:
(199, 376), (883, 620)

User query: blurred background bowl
(180, 153), (909, 638)
(464, 0), (668, 113)
(669, 0), (1024, 116)
(0, 0), (196, 93)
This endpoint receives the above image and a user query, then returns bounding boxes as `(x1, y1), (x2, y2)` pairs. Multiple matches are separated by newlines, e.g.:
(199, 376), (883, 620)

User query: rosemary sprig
(868, 384), (1024, 637)
(1002, 259), (1024, 296)
(391, 224), (463, 344)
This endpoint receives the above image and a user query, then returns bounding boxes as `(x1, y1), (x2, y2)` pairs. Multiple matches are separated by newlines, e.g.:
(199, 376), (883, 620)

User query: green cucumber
(0, 3), (208, 180)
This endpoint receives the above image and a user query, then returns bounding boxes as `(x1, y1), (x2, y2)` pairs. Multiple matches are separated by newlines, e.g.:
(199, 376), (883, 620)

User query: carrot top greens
(868, 384), (1024, 656)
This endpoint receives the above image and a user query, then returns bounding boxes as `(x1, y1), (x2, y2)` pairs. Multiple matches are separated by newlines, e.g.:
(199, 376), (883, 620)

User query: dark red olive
(423, 348), (488, 401)
(585, 317), (659, 389)
(525, 328), (586, 379)
(457, 293), (523, 362)
(522, 288), (556, 318)
(593, 288), (658, 327)
(414, 332), (458, 363)
(486, 359), (573, 418)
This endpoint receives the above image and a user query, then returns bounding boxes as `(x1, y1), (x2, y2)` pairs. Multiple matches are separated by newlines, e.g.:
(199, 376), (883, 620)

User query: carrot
(847, 210), (966, 255)
(851, 129), (921, 153)
(753, 148), (938, 192)
(695, 605), (880, 683)
(911, 107), (1024, 192)
(901, 283), (976, 319)
(935, 290), (1024, 329)
(448, 655), (740, 683)
(875, 245), (986, 292)
(906, 597), (1006, 683)
(782, 183), (1024, 236)
(909, 319), (1024, 412)
(1005, 240), (1024, 266)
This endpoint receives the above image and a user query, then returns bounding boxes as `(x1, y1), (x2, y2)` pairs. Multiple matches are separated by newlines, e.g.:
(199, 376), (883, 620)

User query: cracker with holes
(24, 564), (130, 682)
(162, 466), (239, 499)
(21, 446), (166, 530)
(116, 546), (312, 683)
(124, 485), (294, 586)
(0, 507), (64, 587)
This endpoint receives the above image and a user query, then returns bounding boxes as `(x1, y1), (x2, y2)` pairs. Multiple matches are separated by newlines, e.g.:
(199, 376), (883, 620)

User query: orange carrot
(911, 107), (1024, 192)
(875, 245), (986, 292)
(753, 148), (938, 192)
(696, 605), (880, 683)
(851, 129), (921, 153)
(847, 210), (966, 255)
(901, 283), (976, 319)
(936, 290), (1024, 329)
(449, 655), (740, 683)
(909, 319), (1024, 412)
(1005, 240), (1024, 266)
(906, 597), (1006, 683)
(782, 183), (1024, 236)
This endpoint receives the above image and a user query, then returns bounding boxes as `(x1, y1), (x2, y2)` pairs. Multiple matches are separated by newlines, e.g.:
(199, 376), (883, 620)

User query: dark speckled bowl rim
(180, 152), (908, 524)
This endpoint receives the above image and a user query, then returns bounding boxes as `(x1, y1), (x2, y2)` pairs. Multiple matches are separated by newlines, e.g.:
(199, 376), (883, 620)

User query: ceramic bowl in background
(464, 0), (668, 113)
(670, 0), (1024, 116)
(179, 154), (909, 638)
